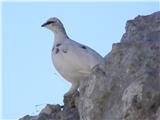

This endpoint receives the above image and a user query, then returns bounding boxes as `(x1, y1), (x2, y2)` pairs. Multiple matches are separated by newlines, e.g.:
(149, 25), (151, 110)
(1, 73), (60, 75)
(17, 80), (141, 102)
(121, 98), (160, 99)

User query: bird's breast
(51, 42), (104, 83)
(51, 50), (89, 82)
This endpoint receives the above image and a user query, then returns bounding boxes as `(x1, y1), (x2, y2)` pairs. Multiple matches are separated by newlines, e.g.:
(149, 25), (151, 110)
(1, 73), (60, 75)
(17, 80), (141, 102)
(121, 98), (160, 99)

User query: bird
(41, 17), (104, 96)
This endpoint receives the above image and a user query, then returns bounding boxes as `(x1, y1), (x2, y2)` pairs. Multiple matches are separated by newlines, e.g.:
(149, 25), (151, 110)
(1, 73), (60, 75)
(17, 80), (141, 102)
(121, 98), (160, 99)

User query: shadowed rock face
(19, 11), (160, 120)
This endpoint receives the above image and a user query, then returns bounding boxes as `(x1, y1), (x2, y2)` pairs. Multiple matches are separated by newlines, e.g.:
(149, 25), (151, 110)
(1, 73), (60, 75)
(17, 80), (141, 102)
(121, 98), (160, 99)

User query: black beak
(41, 22), (47, 27)
(41, 21), (54, 27)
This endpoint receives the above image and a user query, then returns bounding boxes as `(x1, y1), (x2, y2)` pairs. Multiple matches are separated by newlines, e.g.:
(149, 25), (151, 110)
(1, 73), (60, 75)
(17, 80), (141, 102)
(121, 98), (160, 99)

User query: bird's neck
(53, 27), (69, 44)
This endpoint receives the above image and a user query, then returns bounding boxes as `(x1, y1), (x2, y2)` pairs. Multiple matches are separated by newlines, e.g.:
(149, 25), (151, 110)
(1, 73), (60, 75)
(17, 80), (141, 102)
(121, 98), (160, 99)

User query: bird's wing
(62, 39), (103, 71)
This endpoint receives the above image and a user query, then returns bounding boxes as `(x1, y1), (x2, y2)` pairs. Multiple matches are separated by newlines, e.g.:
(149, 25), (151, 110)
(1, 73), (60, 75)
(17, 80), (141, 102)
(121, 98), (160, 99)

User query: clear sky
(1, 1), (159, 120)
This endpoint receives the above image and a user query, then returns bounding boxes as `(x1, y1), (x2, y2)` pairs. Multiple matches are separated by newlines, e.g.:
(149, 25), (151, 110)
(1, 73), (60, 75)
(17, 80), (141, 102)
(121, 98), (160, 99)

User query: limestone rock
(79, 11), (160, 120)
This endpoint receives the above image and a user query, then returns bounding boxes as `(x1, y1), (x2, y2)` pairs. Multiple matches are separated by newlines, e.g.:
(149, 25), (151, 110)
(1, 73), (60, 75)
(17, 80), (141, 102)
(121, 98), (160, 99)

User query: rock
(19, 115), (38, 120)
(19, 11), (160, 120)
(19, 91), (79, 120)
(121, 11), (160, 43)
(79, 11), (160, 120)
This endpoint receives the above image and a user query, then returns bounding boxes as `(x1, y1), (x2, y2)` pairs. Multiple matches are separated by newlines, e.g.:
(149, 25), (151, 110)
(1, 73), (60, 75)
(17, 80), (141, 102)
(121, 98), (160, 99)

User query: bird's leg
(64, 82), (79, 96)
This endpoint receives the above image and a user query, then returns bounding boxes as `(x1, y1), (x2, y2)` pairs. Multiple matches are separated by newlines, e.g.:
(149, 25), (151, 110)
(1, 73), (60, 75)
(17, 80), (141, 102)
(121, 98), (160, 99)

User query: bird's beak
(41, 22), (47, 27)
(41, 21), (54, 27)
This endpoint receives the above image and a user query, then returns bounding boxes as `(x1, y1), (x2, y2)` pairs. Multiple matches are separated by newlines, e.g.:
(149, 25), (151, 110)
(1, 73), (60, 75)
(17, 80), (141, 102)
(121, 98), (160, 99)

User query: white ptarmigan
(42, 17), (104, 96)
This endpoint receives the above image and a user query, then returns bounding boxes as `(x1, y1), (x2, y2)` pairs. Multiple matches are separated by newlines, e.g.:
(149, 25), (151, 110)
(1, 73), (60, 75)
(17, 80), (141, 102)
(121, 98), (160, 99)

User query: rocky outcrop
(19, 92), (79, 120)
(19, 11), (160, 120)
(79, 11), (160, 120)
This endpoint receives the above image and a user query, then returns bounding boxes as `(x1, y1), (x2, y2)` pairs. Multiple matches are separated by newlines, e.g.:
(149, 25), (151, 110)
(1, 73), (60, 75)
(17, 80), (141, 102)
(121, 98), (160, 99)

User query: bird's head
(41, 17), (64, 32)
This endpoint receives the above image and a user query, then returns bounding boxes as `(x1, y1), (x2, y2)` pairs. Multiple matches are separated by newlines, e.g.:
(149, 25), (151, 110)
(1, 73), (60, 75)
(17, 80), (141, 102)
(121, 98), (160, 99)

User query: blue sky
(1, 1), (159, 119)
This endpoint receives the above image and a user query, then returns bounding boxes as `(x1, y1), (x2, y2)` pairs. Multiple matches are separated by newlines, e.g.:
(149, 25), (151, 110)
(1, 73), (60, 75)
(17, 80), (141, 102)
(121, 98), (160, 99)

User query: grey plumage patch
(56, 43), (61, 47)
(54, 43), (61, 54)
(81, 45), (87, 49)
(55, 48), (59, 54)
